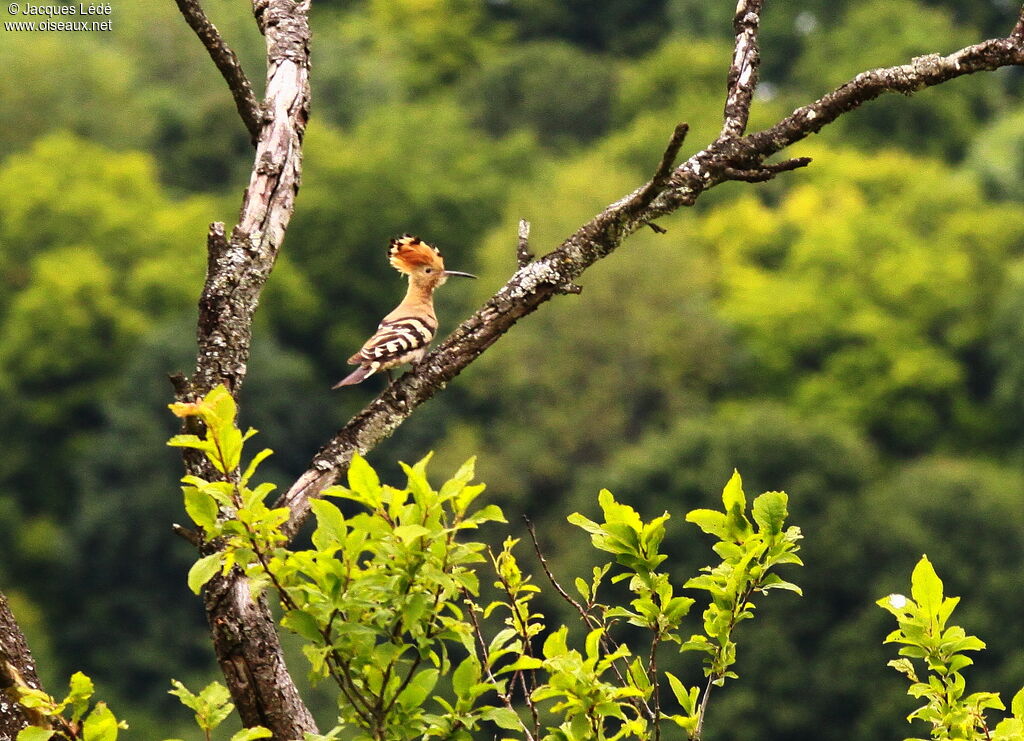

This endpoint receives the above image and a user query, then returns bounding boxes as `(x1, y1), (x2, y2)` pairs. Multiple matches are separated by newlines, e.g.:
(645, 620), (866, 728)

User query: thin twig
(172, 0), (262, 143)
(462, 592), (537, 741)
(517, 219), (534, 268)
(721, 0), (765, 138)
(695, 673), (715, 740)
(722, 156), (812, 183)
(523, 517), (592, 622)
(649, 634), (662, 741)
(523, 517), (656, 723)
(1013, 5), (1024, 39)
(171, 523), (201, 547)
(652, 123), (691, 186)
(631, 123), (690, 211)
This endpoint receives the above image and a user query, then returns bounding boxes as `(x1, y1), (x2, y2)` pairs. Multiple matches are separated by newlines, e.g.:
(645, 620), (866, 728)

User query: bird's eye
(424, 268), (433, 273)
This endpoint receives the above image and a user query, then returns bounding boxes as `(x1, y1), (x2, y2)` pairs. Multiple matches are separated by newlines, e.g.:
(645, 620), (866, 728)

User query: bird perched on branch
(333, 234), (477, 388)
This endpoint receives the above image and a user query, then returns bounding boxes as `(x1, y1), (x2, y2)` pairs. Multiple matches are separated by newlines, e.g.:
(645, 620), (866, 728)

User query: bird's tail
(332, 365), (374, 389)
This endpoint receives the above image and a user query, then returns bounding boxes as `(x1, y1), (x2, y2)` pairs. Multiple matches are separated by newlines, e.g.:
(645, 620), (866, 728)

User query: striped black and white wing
(350, 315), (437, 373)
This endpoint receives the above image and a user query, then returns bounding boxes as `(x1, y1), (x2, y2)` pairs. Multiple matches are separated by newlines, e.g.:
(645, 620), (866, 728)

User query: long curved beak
(443, 270), (477, 279)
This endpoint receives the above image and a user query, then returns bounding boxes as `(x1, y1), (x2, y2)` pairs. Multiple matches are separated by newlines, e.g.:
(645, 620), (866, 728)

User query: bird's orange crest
(388, 234), (444, 274)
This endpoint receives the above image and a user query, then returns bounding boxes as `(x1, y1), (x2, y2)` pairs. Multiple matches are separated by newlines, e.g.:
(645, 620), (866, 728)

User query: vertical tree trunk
(0, 591), (45, 738)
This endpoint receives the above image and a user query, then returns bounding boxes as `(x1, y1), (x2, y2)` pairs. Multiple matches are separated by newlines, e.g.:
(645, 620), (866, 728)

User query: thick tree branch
(173, 0), (262, 143)
(721, 0), (764, 139)
(187, 1), (310, 398)
(273, 21), (1024, 542)
(173, 0), (315, 737)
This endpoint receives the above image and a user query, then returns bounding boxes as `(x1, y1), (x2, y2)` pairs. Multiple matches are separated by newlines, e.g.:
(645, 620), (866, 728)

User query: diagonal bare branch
(1014, 4), (1024, 39)
(272, 23), (1024, 543)
(173, 0), (262, 143)
(721, 0), (765, 139)
(741, 37), (1024, 162)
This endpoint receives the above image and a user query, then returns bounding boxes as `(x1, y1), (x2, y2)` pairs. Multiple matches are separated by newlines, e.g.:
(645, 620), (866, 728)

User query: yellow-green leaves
(187, 553), (224, 595)
(162, 397), (806, 741)
(14, 672), (127, 741)
(166, 679), (270, 740)
(682, 473), (802, 705)
(568, 488), (669, 574)
(563, 474), (801, 739)
(168, 385), (260, 475)
(168, 386), (285, 596)
(879, 555), (1011, 740)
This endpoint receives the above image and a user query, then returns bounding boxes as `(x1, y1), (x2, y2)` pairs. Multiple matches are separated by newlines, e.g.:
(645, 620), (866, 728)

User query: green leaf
(685, 509), (729, 539)
(167, 434), (207, 451)
(17, 729), (55, 741)
(394, 524), (431, 542)
(542, 627), (568, 658)
(230, 729), (273, 741)
(465, 504), (507, 526)
(910, 555), (944, 622)
(282, 611), (322, 643)
(198, 681), (232, 710)
(82, 702), (119, 741)
(396, 669), (438, 709)
(665, 672), (698, 716)
(752, 491), (788, 536)
(480, 706), (522, 731)
(67, 671), (95, 722)
(204, 385), (238, 427)
(1012, 687), (1024, 718)
(574, 577), (590, 602)
(347, 454), (381, 503)
(496, 656), (544, 675)
(187, 553), (222, 594)
(241, 448), (274, 486)
(440, 456), (477, 502)
(598, 489), (644, 532)
(567, 512), (602, 536)
(721, 470), (745, 513)
(310, 499), (346, 550)
(184, 489), (219, 532)
(168, 679), (200, 712)
(452, 657), (480, 700)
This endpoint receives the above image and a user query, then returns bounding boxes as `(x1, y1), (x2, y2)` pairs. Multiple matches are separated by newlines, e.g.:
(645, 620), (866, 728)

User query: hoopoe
(332, 234), (476, 388)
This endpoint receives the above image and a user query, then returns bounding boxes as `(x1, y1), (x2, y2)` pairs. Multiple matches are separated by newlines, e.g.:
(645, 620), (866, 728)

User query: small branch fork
(170, 1), (1024, 737)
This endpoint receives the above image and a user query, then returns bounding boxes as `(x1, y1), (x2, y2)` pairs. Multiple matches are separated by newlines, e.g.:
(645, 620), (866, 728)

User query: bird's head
(388, 234), (476, 289)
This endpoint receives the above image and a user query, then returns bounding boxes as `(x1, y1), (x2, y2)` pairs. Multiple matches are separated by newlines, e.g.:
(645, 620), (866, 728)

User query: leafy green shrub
(163, 386), (802, 740)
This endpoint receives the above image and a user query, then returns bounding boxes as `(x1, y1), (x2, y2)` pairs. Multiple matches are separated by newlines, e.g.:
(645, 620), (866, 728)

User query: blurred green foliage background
(1, 0), (1024, 738)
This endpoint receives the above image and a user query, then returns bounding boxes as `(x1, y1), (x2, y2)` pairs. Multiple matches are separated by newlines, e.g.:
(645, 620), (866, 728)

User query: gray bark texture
(0, 592), (45, 740)
(171, 0), (317, 737)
